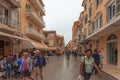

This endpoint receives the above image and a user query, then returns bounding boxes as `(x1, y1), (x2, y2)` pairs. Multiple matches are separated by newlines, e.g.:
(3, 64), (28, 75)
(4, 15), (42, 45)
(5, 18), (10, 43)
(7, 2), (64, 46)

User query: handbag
(76, 74), (85, 80)
(82, 57), (86, 76)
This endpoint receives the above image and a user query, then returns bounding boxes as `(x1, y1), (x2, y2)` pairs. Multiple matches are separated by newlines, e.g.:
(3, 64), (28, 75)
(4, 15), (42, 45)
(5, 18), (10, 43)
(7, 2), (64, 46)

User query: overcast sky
(44, 0), (83, 44)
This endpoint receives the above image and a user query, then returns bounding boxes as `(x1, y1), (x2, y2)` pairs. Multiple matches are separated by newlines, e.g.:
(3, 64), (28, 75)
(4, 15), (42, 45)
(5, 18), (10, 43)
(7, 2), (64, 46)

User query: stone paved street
(42, 55), (115, 80)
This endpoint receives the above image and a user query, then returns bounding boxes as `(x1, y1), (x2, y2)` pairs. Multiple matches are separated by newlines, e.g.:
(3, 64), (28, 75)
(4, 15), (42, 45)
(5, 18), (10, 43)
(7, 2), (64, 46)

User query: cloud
(44, 0), (83, 44)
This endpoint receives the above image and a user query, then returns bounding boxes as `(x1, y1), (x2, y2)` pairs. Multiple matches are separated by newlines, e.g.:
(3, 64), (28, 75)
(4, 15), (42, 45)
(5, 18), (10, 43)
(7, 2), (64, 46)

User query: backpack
(34, 56), (44, 67)
(42, 57), (46, 66)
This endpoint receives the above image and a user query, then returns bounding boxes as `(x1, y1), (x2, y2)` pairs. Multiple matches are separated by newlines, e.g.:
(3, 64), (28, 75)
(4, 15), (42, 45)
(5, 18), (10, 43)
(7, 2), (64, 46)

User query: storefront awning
(0, 32), (28, 41)
(23, 37), (48, 50)
(28, 39), (43, 49)
(23, 40), (34, 49)
(41, 44), (49, 50)
(87, 16), (120, 39)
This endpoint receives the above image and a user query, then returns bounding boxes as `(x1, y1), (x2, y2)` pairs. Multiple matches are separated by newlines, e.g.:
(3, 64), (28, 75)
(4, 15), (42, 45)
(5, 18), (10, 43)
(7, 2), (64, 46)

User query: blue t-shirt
(16, 59), (22, 70)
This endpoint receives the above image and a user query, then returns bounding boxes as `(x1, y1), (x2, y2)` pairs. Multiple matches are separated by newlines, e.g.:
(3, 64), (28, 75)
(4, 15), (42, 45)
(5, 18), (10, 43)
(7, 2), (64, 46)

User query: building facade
(44, 31), (65, 54)
(55, 34), (65, 54)
(20, 0), (47, 50)
(0, 0), (21, 56)
(77, 0), (120, 79)
(72, 21), (79, 51)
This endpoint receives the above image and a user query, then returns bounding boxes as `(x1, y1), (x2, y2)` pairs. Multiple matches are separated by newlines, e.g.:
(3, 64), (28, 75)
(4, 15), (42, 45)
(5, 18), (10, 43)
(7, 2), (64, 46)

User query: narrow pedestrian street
(42, 55), (117, 80)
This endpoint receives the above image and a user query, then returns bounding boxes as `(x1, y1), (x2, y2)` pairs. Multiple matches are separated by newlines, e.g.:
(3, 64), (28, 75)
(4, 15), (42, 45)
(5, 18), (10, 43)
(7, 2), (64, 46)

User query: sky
(43, 0), (83, 44)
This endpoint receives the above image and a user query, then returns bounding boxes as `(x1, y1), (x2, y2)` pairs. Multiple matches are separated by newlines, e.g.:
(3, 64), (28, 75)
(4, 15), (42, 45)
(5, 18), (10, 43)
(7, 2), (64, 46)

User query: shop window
(107, 34), (118, 65)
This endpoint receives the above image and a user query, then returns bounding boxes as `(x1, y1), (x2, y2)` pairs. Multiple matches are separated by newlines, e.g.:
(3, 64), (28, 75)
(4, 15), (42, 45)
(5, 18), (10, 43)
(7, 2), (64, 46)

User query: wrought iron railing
(0, 15), (20, 30)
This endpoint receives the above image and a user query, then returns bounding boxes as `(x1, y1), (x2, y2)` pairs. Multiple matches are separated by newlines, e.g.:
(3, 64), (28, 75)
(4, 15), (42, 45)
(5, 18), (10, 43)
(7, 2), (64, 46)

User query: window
(95, 14), (102, 31)
(84, 4), (87, 11)
(116, 1), (120, 13)
(45, 33), (48, 38)
(45, 42), (49, 45)
(28, 23), (32, 31)
(89, 6), (92, 18)
(108, 2), (116, 20)
(96, 0), (100, 7)
(107, 34), (118, 65)
(88, 22), (94, 35)
(84, 15), (88, 24)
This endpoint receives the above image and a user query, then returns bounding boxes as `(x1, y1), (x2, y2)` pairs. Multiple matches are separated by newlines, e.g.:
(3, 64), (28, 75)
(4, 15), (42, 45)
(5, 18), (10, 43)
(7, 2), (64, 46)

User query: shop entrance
(107, 34), (118, 65)
(0, 40), (4, 55)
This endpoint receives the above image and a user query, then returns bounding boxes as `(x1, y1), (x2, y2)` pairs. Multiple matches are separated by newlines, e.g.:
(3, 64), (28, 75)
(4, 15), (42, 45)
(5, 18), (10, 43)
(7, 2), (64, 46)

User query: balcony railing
(4, 0), (19, 8)
(25, 8), (45, 28)
(25, 27), (45, 40)
(29, 0), (45, 15)
(0, 15), (20, 30)
(116, 0), (120, 14)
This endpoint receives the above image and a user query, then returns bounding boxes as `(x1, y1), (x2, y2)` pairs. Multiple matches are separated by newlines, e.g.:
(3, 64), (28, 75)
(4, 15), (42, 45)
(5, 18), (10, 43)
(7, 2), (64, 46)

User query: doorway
(0, 40), (4, 55)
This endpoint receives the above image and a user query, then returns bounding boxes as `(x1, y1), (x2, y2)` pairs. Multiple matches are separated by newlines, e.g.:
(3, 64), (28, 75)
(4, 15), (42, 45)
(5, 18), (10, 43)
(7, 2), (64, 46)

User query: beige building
(0, 0), (22, 56)
(44, 30), (65, 54)
(72, 21), (79, 51)
(55, 34), (65, 54)
(77, 0), (120, 79)
(20, 0), (47, 50)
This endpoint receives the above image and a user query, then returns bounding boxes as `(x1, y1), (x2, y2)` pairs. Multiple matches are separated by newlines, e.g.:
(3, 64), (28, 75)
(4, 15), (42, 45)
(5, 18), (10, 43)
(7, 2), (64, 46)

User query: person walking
(66, 50), (70, 60)
(3, 57), (12, 80)
(80, 49), (101, 80)
(15, 55), (22, 78)
(92, 49), (100, 75)
(74, 51), (77, 61)
(99, 50), (103, 68)
(33, 50), (44, 80)
(20, 52), (34, 80)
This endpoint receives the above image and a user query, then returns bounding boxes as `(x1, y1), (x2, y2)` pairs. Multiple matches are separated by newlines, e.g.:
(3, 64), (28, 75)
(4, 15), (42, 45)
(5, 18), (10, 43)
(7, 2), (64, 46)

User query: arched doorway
(107, 34), (118, 65)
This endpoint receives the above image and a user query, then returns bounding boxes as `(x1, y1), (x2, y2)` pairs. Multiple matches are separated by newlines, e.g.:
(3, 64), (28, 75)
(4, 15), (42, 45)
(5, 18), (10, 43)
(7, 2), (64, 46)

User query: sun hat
(23, 52), (29, 55)
(33, 50), (40, 53)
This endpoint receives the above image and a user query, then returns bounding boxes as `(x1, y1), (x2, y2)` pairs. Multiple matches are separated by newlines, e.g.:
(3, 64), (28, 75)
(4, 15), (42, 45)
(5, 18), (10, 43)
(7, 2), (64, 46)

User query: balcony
(116, 0), (120, 15)
(29, 0), (45, 15)
(2, 0), (19, 9)
(25, 27), (45, 40)
(0, 15), (20, 32)
(25, 8), (45, 28)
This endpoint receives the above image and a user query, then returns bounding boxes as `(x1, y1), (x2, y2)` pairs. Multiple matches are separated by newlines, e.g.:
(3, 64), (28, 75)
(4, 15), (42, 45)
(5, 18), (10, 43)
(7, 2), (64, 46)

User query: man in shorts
(33, 50), (44, 80)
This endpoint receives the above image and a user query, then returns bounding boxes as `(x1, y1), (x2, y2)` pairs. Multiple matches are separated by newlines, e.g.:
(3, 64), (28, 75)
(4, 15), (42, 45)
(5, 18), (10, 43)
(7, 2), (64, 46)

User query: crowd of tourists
(0, 50), (48, 80)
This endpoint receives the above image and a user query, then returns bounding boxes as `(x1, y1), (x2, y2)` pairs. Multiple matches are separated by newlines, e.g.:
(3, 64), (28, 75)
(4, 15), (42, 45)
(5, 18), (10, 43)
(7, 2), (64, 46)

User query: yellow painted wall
(20, 0), (45, 49)
(4, 42), (12, 55)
